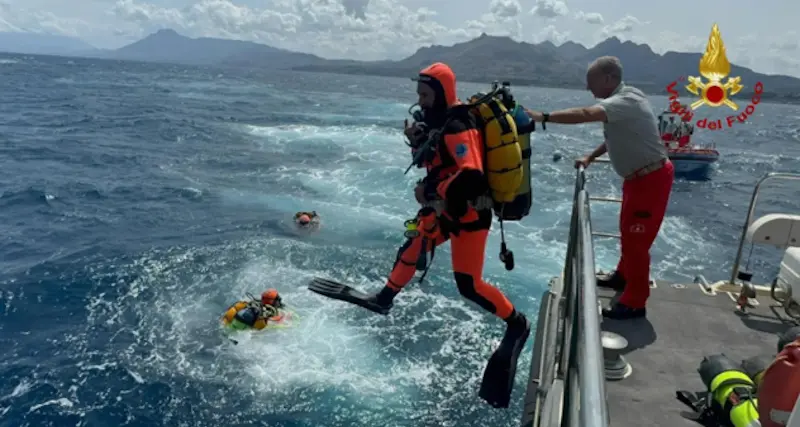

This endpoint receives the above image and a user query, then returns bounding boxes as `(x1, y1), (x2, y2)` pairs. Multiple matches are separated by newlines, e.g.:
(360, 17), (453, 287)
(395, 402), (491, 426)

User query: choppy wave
(1, 53), (799, 427)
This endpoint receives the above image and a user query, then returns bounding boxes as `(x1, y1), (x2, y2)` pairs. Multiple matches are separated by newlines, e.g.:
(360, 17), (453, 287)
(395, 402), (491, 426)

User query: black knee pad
(454, 272), (497, 314)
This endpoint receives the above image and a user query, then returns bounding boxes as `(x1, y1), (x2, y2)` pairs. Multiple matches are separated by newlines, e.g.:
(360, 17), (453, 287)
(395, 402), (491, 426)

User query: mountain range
(2, 29), (799, 103)
(0, 32), (97, 57)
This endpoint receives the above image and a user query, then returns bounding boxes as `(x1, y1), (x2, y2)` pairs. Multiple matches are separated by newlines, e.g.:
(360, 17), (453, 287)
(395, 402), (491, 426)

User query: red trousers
(616, 161), (674, 308)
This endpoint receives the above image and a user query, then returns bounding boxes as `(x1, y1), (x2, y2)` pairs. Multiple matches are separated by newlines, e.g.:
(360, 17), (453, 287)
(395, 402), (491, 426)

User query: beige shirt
(596, 83), (668, 177)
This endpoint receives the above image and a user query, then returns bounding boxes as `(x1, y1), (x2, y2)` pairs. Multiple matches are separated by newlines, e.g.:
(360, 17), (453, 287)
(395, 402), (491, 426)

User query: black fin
(307, 277), (391, 315)
(479, 317), (531, 408)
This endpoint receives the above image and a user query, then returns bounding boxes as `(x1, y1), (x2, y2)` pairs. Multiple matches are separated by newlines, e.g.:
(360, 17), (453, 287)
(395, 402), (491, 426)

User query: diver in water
(294, 211), (320, 230)
(308, 62), (530, 409)
(221, 289), (285, 331)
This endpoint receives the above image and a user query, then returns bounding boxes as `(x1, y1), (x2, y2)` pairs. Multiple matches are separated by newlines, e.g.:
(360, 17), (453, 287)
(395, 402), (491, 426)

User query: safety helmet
(261, 288), (282, 307)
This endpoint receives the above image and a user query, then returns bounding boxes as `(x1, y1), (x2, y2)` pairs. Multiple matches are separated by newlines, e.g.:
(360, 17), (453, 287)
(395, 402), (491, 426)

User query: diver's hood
(416, 63), (458, 107)
(411, 63), (459, 127)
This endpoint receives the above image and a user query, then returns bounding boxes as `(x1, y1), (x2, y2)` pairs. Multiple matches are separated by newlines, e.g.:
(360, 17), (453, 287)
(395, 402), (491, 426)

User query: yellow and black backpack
(467, 82), (534, 222)
(404, 81), (536, 270)
(467, 82), (536, 270)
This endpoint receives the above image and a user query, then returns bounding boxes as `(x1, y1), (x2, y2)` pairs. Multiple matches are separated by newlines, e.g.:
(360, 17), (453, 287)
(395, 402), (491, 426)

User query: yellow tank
(472, 98), (523, 204)
(221, 301), (248, 325)
(516, 131), (532, 198)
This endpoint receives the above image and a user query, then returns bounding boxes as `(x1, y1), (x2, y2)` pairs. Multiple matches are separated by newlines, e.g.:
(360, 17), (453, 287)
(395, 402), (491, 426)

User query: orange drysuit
(382, 63), (517, 320)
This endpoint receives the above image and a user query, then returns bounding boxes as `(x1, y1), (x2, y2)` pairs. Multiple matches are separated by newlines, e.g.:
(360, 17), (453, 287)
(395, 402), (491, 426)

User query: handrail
(557, 166), (610, 427)
(522, 162), (612, 427)
(728, 172), (800, 284)
(576, 188), (609, 427)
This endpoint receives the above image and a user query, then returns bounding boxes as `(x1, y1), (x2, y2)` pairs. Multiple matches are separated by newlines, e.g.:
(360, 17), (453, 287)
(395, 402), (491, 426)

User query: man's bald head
(586, 56), (623, 99)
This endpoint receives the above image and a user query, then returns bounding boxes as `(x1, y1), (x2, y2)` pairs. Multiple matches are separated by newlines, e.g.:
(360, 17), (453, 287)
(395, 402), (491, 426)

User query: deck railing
(564, 166), (610, 427)
(527, 164), (610, 427)
(527, 169), (800, 427)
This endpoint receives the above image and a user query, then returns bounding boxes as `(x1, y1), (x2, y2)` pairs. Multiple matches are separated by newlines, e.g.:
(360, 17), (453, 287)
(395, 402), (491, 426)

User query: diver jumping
(309, 62), (531, 409)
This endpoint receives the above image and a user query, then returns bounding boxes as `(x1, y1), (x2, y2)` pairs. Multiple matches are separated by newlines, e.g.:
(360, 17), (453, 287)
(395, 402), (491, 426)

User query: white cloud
(637, 30), (705, 54)
(489, 0), (522, 19)
(0, 1), (89, 37)
(530, 0), (568, 19)
(617, 28), (800, 77)
(601, 15), (643, 36)
(534, 24), (569, 44)
(0, 0), (798, 77)
(574, 11), (603, 25)
(464, 0), (525, 40)
(108, 0), (485, 59)
(732, 31), (800, 76)
(341, 0), (369, 20)
(769, 31), (798, 52)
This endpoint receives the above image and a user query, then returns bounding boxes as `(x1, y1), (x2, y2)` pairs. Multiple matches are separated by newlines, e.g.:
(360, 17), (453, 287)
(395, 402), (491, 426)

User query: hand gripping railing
(552, 166), (610, 427)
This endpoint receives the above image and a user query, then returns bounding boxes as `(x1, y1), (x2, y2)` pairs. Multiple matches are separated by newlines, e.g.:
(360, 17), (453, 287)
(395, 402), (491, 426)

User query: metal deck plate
(598, 282), (796, 427)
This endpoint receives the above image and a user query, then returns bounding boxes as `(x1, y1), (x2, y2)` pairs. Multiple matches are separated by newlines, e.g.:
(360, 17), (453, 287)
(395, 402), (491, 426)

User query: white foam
(70, 91), (711, 423)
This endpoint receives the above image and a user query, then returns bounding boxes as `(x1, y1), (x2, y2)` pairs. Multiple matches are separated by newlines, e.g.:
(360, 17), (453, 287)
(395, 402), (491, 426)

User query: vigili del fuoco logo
(665, 23), (764, 130)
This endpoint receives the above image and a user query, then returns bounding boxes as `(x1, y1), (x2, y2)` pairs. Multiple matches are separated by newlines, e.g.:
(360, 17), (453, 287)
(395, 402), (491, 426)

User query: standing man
(526, 56), (674, 320)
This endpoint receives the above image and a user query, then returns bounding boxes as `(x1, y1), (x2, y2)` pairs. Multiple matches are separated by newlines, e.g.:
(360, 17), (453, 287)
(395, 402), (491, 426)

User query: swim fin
(478, 314), (531, 408)
(307, 277), (391, 315)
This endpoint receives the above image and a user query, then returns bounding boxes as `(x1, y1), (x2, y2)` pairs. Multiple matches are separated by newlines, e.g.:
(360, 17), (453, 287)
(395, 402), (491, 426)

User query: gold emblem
(685, 24), (744, 110)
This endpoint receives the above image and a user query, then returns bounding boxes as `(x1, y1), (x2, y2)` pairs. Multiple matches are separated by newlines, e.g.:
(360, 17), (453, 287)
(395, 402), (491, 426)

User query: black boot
(602, 301), (646, 319)
(365, 286), (399, 312)
(597, 271), (626, 291)
(504, 310), (530, 339)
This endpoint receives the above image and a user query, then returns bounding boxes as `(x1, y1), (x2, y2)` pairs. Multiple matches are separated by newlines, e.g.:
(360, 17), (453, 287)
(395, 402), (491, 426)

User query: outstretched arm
(526, 106), (607, 124)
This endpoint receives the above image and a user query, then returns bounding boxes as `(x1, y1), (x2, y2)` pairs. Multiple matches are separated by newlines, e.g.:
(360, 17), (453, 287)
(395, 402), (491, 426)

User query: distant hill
(0, 32), (100, 56)
(102, 29), (324, 68)
(293, 33), (800, 103)
(288, 34), (585, 88)
(3, 29), (798, 103)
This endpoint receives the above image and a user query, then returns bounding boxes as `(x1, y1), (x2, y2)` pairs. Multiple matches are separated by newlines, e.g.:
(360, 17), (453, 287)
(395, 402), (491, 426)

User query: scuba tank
(740, 356), (770, 391)
(777, 326), (800, 353)
(697, 354), (761, 427)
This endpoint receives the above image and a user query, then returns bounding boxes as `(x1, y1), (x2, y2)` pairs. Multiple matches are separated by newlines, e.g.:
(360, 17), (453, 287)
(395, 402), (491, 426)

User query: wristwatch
(541, 112), (549, 130)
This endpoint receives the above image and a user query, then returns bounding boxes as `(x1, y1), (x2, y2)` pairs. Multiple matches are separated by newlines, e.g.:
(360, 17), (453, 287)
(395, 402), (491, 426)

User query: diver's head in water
(261, 288), (283, 308)
(413, 62), (458, 127)
(294, 211), (318, 229)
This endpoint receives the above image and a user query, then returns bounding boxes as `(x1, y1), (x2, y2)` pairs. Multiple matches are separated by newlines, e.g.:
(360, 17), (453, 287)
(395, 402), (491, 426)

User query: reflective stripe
(770, 408), (792, 425)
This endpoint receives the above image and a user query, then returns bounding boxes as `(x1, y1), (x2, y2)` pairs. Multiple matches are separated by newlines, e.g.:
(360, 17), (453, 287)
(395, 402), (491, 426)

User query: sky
(1, 0), (799, 77)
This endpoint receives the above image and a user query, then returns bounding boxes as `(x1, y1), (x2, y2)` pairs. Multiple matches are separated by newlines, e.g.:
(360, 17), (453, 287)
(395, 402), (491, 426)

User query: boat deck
(598, 281), (795, 427)
(519, 171), (800, 427)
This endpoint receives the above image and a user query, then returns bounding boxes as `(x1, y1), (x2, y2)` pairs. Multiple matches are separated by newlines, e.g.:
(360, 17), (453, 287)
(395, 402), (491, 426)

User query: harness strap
(676, 390), (716, 426)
